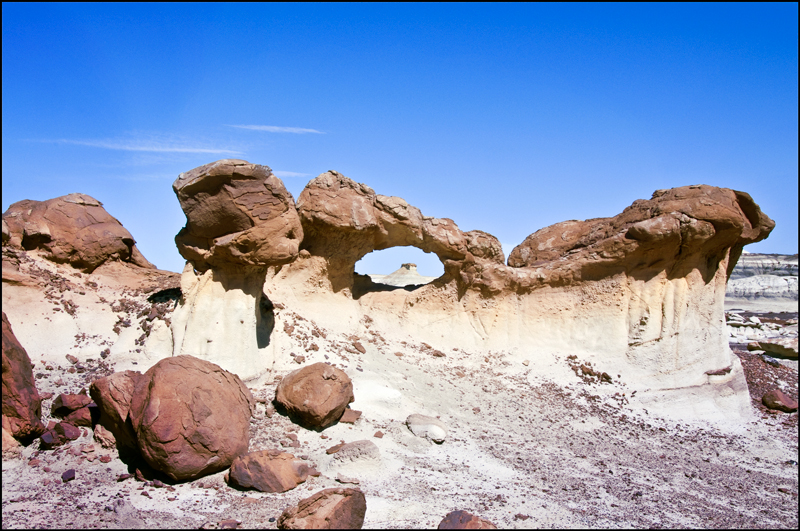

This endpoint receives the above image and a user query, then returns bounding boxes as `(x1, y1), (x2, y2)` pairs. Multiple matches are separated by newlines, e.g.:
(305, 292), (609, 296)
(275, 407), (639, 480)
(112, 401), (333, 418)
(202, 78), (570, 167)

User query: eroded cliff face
(261, 171), (774, 420)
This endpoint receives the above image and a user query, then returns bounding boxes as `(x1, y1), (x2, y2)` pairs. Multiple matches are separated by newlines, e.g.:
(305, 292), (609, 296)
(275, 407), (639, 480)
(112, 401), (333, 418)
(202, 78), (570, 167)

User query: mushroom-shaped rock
(170, 160), (303, 381)
(129, 356), (254, 482)
(438, 510), (497, 529)
(406, 414), (447, 443)
(89, 370), (143, 452)
(2, 312), (45, 443)
(275, 362), (354, 430)
(2, 193), (155, 272)
(228, 450), (318, 493)
(277, 487), (367, 529)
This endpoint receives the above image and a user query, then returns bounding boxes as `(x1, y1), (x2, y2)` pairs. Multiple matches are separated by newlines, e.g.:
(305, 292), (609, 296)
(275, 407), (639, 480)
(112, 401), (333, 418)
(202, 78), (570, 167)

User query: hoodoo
(170, 159), (303, 381)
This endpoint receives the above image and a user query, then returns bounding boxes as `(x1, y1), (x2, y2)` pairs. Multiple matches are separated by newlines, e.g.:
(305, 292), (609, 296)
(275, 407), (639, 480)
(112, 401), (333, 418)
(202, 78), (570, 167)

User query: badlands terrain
(2, 160), (798, 529)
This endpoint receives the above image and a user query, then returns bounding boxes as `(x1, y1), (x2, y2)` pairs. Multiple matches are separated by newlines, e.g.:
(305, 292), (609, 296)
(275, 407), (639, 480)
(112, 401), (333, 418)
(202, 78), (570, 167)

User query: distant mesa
(368, 263), (437, 287)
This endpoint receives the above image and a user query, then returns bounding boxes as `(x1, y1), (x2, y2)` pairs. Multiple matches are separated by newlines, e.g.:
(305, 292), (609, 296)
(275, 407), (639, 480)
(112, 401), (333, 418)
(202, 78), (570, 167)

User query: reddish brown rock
(297, 170), (468, 292)
(438, 510), (497, 529)
(277, 487), (366, 529)
(63, 406), (93, 427)
(2, 312), (44, 443)
(228, 450), (318, 493)
(506, 186), (773, 287)
(2, 193), (155, 272)
(89, 370), (143, 451)
(275, 362), (354, 430)
(51, 393), (92, 417)
(40, 422), (81, 449)
(128, 355), (254, 482)
(762, 390), (798, 413)
(340, 409), (362, 424)
(173, 159), (303, 271)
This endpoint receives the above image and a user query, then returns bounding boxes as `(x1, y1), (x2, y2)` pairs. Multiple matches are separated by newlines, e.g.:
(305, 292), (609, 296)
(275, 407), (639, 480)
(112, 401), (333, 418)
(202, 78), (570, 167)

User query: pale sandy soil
(2, 252), (798, 529)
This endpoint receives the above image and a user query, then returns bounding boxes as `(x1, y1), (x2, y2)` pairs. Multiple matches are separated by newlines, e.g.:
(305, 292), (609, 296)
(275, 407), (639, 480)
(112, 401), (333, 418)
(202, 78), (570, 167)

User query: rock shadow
(257, 293), (275, 349)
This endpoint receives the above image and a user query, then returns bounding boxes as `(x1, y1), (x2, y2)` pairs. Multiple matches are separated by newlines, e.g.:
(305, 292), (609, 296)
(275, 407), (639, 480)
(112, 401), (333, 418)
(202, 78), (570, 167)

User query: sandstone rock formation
(438, 510), (497, 529)
(277, 487), (367, 529)
(266, 177), (774, 421)
(128, 356), (254, 481)
(89, 371), (143, 452)
(2, 311), (44, 443)
(275, 362), (354, 430)
(228, 450), (317, 493)
(2, 193), (155, 272)
(170, 159), (303, 381)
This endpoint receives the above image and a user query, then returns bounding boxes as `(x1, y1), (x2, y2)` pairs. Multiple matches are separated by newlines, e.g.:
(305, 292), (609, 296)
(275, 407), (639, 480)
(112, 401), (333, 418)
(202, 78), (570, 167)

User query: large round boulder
(129, 356), (254, 481)
(275, 362), (354, 430)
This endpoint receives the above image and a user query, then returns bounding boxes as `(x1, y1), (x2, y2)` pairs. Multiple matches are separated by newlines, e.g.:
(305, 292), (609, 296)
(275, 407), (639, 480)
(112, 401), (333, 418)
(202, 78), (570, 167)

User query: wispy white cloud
(274, 170), (312, 178)
(52, 138), (243, 154)
(226, 125), (324, 134)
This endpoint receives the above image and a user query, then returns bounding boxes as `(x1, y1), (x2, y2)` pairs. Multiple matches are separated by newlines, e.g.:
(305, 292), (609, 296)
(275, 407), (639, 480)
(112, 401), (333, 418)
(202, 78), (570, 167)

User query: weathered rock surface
(762, 390), (798, 413)
(270, 176), (775, 421)
(297, 170), (471, 292)
(275, 362), (354, 430)
(2, 193), (155, 272)
(2, 311), (44, 443)
(277, 487), (366, 529)
(406, 414), (447, 443)
(331, 440), (380, 464)
(51, 393), (92, 417)
(747, 338), (798, 359)
(89, 370), (143, 451)
(438, 510), (497, 529)
(129, 356), (254, 481)
(170, 159), (303, 381)
(228, 450), (317, 493)
(173, 159), (303, 271)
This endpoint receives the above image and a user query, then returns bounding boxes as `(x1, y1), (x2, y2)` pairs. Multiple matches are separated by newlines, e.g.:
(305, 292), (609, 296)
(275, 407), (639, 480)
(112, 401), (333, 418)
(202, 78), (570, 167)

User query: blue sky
(3, 3), (797, 276)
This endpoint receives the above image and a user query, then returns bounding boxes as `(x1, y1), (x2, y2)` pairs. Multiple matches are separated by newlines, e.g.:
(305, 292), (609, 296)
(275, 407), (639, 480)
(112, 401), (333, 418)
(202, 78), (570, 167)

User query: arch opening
(353, 246), (444, 299)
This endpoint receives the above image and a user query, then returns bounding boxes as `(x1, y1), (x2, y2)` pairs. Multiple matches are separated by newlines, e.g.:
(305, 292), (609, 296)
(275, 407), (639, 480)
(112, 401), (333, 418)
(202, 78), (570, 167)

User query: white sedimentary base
(170, 263), (275, 381)
(265, 253), (751, 422)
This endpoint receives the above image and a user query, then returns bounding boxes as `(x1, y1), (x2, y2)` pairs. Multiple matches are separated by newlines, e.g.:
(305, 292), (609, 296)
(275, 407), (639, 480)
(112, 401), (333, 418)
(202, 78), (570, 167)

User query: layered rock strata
(170, 159), (303, 381)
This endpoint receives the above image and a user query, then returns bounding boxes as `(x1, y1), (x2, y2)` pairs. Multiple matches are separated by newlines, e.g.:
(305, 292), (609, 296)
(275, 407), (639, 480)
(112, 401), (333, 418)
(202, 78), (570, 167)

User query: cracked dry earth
(3, 305), (799, 529)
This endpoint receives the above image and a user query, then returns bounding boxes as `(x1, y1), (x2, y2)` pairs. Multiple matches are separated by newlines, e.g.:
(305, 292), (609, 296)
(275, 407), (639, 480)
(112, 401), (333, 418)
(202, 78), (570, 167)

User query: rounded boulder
(129, 355), (254, 481)
(275, 362), (354, 430)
